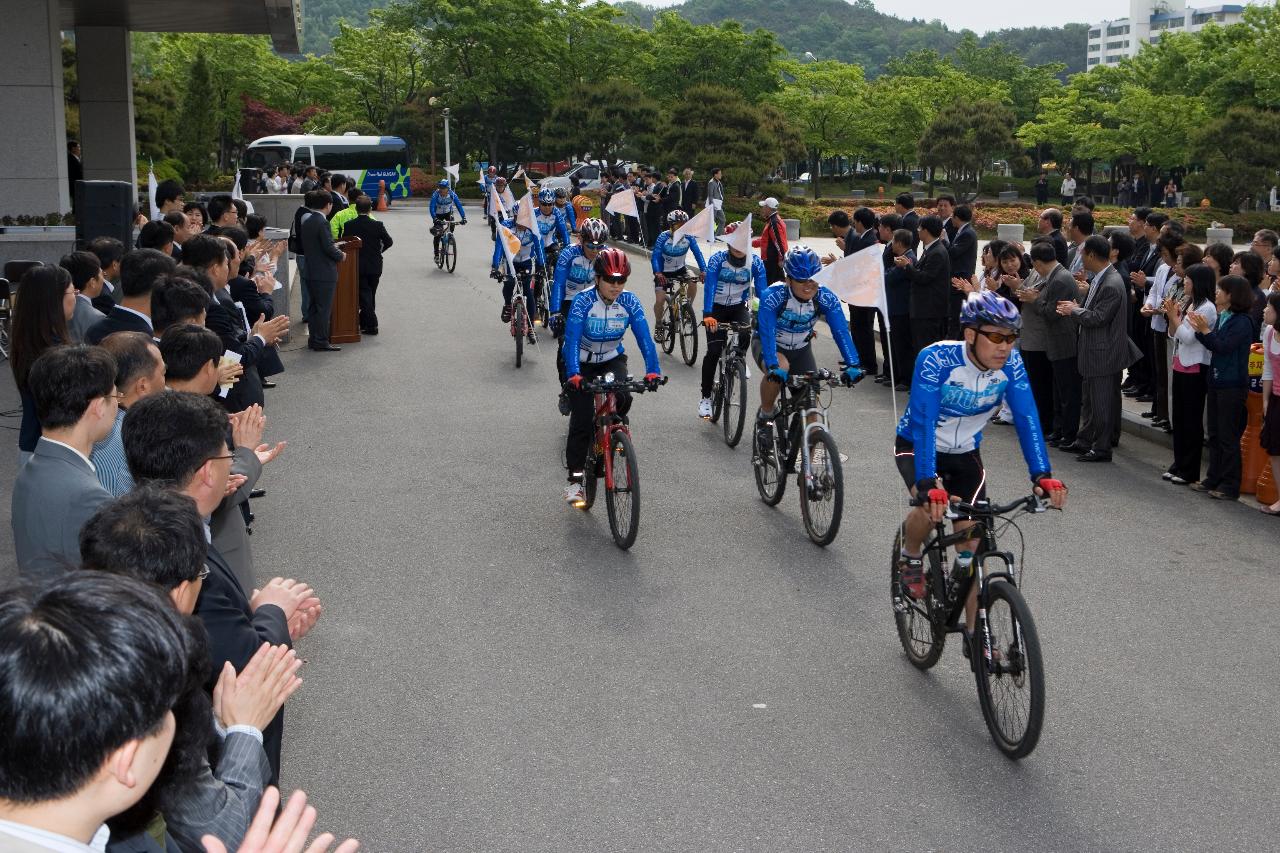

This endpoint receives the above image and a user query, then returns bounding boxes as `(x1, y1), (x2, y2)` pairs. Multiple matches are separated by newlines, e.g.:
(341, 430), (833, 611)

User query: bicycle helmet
(723, 221), (740, 234)
(783, 245), (823, 281)
(438, 179), (451, 189)
(959, 290), (1022, 331)
(667, 209), (689, 224)
(579, 218), (609, 250)
(554, 187), (568, 199)
(537, 188), (556, 204)
(593, 247), (631, 282)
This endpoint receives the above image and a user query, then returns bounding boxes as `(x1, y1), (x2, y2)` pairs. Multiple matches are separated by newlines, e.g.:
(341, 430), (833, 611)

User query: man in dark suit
(1056, 235), (1141, 462)
(67, 139), (83, 209)
(340, 196), (394, 334)
(945, 204), (978, 337)
(1125, 209), (1165, 399)
(11, 346), (117, 578)
(87, 236), (126, 312)
(680, 168), (698, 217)
(1036, 208), (1070, 267)
(936, 194), (957, 241)
(299, 189), (346, 351)
(895, 193), (920, 249)
(85, 248), (175, 344)
(895, 214), (951, 357)
(123, 391), (320, 786)
(60, 250), (107, 343)
(328, 174), (350, 220)
(662, 168), (684, 218)
(1026, 240), (1083, 446)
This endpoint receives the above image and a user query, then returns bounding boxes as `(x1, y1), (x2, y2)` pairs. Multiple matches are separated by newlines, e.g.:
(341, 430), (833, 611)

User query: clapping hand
(250, 578), (315, 622)
(212, 643), (302, 732)
(1055, 300), (1077, 316)
(217, 361), (244, 388)
(202, 787), (358, 853)
(223, 474), (248, 498)
(255, 441), (287, 466)
(288, 597), (322, 641)
(231, 405), (266, 450)
(1186, 311), (1210, 333)
(951, 276), (977, 294)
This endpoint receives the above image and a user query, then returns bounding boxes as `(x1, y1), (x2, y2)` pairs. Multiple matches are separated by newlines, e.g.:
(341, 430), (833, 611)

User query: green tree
(640, 13), (785, 103)
(863, 75), (935, 179)
(918, 99), (1018, 195)
(330, 16), (429, 128)
(542, 80), (655, 170)
(1190, 106), (1280, 211)
(175, 51), (219, 182)
(771, 59), (870, 197)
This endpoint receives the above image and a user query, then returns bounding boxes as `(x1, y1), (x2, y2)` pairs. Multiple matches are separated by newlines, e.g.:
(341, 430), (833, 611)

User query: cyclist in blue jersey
(651, 210), (707, 342)
(755, 245), (864, 447)
(429, 180), (466, 256)
(894, 291), (1068, 624)
(551, 219), (609, 415)
(554, 187), (577, 233)
(535, 187), (571, 261)
(697, 221), (768, 418)
(561, 248), (663, 506)
(490, 218), (546, 329)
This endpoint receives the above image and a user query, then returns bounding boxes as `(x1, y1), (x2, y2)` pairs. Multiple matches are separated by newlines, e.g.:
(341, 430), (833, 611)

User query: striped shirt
(90, 408), (133, 497)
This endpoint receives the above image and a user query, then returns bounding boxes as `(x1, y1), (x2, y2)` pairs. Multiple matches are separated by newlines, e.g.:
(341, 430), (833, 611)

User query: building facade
(1086, 1), (1245, 68)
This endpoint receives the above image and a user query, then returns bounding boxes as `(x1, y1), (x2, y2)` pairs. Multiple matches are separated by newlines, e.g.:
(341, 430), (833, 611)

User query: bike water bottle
(948, 550), (974, 598)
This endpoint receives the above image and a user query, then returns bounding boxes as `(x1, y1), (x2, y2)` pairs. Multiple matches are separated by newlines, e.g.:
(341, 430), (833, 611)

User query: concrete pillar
(0, 0), (69, 216)
(76, 27), (137, 192)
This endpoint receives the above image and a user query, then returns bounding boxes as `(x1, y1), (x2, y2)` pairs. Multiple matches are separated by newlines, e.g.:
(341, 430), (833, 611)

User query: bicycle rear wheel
(975, 580), (1045, 759)
(752, 420), (786, 505)
(891, 531), (945, 670)
(605, 431), (640, 549)
(678, 303), (698, 366)
(661, 302), (676, 354)
(513, 301), (525, 368)
(799, 429), (843, 546)
(445, 234), (457, 273)
(722, 357), (747, 448)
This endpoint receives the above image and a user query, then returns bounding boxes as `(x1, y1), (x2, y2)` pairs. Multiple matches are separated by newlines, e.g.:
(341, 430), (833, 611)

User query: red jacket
(752, 212), (788, 266)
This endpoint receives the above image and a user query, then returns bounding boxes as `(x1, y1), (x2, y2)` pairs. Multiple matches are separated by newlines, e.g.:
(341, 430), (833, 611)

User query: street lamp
(428, 96), (438, 174)
(442, 107), (451, 172)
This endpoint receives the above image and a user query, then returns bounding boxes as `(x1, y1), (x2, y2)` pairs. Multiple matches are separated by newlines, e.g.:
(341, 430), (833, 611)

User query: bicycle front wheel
(709, 371), (724, 423)
(890, 531), (945, 669)
(722, 357), (747, 448)
(975, 580), (1046, 759)
(752, 421), (786, 506)
(445, 235), (457, 273)
(678, 303), (698, 366)
(799, 429), (843, 546)
(605, 431), (640, 549)
(513, 301), (525, 369)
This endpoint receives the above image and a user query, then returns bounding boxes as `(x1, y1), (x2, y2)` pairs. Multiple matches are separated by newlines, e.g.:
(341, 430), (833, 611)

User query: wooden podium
(331, 237), (362, 344)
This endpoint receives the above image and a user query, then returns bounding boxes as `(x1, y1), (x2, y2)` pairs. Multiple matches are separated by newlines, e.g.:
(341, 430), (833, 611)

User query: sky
(626, 0), (1159, 34)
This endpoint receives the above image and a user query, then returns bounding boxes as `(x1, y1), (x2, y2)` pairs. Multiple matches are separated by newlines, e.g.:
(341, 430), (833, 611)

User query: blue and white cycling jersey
(896, 341), (1050, 483)
(490, 222), (546, 269)
(563, 289), (661, 376)
(556, 201), (577, 232)
(536, 207), (570, 249)
(429, 190), (465, 219)
(756, 283), (859, 367)
(650, 230), (707, 275)
(702, 250), (767, 314)
(551, 244), (596, 307)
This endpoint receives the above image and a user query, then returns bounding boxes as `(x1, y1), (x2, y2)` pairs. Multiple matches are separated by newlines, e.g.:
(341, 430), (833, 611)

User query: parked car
(539, 161), (612, 194)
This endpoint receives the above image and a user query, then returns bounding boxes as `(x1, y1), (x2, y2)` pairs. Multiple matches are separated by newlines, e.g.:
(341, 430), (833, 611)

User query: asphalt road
(2, 206), (1277, 851)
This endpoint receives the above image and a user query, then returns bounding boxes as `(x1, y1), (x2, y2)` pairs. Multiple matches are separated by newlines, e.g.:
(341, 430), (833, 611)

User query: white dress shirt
(0, 819), (109, 852)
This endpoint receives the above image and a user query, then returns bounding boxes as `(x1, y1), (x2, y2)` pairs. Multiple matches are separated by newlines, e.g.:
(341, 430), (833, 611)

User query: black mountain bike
(657, 272), (699, 367)
(707, 320), (754, 448)
(890, 493), (1052, 759)
(751, 368), (849, 546)
(433, 216), (459, 273)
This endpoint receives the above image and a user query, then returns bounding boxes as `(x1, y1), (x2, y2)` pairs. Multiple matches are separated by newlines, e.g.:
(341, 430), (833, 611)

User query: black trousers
(849, 305), (879, 374)
(1202, 385), (1247, 496)
(887, 314), (913, 385)
(566, 355), (630, 479)
(910, 316), (947, 364)
(1170, 368), (1208, 481)
(358, 273), (380, 332)
(1150, 332), (1170, 420)
(1078, 372), (1121, 454)
(1020, 349), (1056, 437)
(1128, 306), (1153, 391)
(765, 260), (784, 286)
(700, 303), (751, 397)
(1050, 355), (1082, 443)
(304, 277), (336, 347)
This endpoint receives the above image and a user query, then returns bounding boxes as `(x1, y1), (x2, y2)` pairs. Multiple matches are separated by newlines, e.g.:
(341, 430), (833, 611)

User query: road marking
(752, 703), (767, 709)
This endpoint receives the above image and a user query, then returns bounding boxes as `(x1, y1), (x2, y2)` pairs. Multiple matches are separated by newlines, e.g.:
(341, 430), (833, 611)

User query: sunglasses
(975, 329), (1020, 344)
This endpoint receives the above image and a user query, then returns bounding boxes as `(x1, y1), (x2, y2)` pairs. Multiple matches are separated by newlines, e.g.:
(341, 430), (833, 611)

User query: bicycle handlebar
(909, 492), (1052, 516)
(567, 375), (668, 394)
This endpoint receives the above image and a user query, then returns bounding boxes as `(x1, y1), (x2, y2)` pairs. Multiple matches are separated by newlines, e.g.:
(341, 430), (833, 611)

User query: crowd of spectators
(2, 178), (358, 850)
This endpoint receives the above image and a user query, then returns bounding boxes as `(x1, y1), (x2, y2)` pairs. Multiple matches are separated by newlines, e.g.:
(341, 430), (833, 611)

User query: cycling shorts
(894, 436), (987, 503)
(753, 342), (815, 376)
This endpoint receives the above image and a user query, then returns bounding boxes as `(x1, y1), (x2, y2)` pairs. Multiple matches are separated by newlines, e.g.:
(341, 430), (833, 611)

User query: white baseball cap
(759, 197), (779, 209)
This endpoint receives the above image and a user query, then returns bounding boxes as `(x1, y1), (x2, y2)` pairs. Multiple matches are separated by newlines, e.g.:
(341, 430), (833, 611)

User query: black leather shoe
(894, 383), (909, 392)
(1076, 450), (1112, 462)
(260, 380), (276, 389)
(362, 328), (379, 335)
(1057, 442), (1088, 454)
(309, 344), (342, 352)
(1141, 410), (1156, 418)
(1134, 393), (1155, 402)
(249, 488), (266, 498)
(1047, 436), (1061, 447)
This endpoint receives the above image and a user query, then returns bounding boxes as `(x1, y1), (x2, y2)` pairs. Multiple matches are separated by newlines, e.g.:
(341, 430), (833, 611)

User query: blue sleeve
(531, 233), (546, 268)
(752, 257), (768, 298)
(816, 288), (859, 368)
(452, 192), (465, 218)
(908, 347), (945, 483)
(555, 211), (570, 245)
(689, 238), (706, 272)
(703, 253), (724, 314)
(651, 232), (668, 273)
(491, 235), (502, 269)
(563, 293), (591, 377)
(564, 204), (577, 230)
(622, 292), (662, 375)
(551, 248), (573, 307)
(757, 285), (786, 367)
(429, 195), (440, 216)
(1002, 351), (1052, 480)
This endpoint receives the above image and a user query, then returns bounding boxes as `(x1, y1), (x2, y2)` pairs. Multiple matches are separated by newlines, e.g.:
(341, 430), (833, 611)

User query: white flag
(445, 163), (460, 183)
(477, 165), (486, 189)
(231, 168), (254, 214)
(496, 222), (522, 276)
(811, 244), (890, 330)
(605, 186), (639, 219)
(147, 164), (160, 221)
(725, 213), (753, 257)
(674, 204), (714, 244)
(489, 185), (508, 221)
(516, 191), (539, 233)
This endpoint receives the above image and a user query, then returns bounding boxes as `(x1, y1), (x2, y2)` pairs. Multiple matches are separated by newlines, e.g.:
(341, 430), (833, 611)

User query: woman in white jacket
(1163, 263), (1218, 485)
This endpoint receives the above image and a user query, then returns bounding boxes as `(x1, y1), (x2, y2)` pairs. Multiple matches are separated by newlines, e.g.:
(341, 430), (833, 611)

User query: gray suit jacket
(300, 210), (343, 283)
(68, 295), (105, 343)
(12, 438), (113, 578)
(162, 728), (271, 852)
(210, 445), (263, 592)
(1071, 267), (1141, 377)
(1034, 264), (1083, 362)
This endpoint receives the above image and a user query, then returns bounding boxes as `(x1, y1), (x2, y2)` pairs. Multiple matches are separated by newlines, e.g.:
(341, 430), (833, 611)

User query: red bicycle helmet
(593, 247), (631, 282)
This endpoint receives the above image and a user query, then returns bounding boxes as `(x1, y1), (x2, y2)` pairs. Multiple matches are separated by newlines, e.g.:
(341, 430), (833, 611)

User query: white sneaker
(698, 398), (713, 418)
(745, 363), (752, 379)
(565, 482), (586, 506)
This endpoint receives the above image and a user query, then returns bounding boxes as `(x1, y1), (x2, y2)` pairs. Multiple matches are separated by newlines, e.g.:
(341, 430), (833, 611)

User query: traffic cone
(376, 180), (389, 212)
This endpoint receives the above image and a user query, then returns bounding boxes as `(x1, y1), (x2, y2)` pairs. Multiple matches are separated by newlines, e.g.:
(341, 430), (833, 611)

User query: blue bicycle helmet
(537, 188), (556, 204)
(783, 245), (824, 281)
(960, 290), (1022, 331)
(438, 179), (451, 189)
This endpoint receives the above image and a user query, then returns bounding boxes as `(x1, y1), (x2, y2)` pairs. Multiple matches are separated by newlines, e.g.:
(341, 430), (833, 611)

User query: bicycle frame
(773, 377), (833, 477)
(591, 392), (631, 491)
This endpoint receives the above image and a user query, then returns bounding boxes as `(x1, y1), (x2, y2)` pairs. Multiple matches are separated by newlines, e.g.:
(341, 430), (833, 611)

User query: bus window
(296, 147), (313, 166)
(244, 146), (290, 170)
(315, 144), (408, 171)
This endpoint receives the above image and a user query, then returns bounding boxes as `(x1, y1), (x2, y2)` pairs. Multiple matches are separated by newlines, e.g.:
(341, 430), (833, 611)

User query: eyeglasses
(205, 453), (235, 464)
(975, 329), (1020, 344)
(197, 564), (211, 581)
